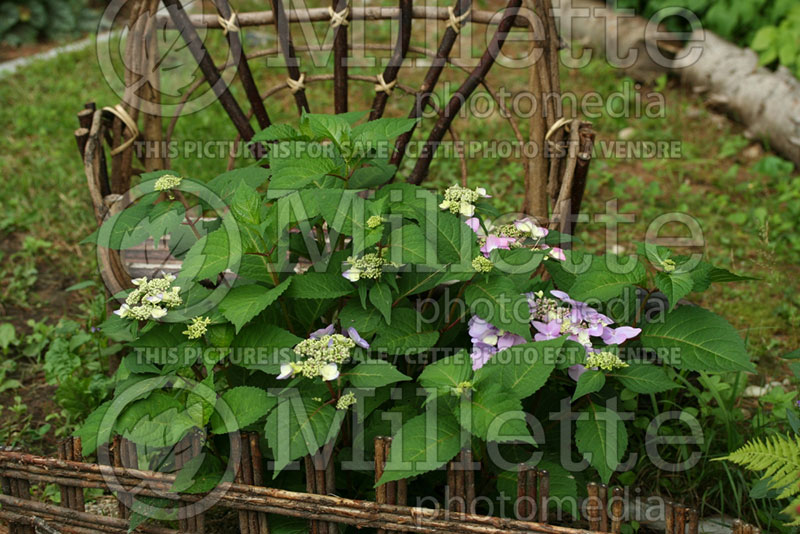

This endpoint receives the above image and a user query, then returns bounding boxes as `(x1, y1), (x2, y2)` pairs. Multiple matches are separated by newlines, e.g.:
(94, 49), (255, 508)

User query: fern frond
(721, 434), (800, 500)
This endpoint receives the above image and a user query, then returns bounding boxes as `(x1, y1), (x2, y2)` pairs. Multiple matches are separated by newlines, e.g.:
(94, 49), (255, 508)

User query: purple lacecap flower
(532, 320), (561, 341)
(601, 326), (641, 345)
(468, 317), (526, 370)
(468, 317), (497, 341)
(310, 324), (335, 339)
(470, 342), (496, 371)
(497, 333), (526, 350)
(480, 235), (515, 256)
(464, 217), (481, 234)
(346, 327), (370, 349)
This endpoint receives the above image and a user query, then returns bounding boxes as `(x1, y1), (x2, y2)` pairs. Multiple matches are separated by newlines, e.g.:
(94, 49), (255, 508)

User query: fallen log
(555, 0), (800, 167)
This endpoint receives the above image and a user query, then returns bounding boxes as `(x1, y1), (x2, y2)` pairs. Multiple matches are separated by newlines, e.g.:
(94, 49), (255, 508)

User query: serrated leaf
(610, 363), (679, 394)
(344, 360), (410, 388)
(388, 223), (431, 265)
(473, 337), (565, 399)
(265, 396), (344, 475)
(419, 351), (473, 391)
(339, 299), (386, 335)
(349, 164), (395, 189)
(655, 271), (694, 310)
(268, 142), (339, 191)
(575, 403), (628, 484)
(284, 272), (355, 299)
(459, 386), (534, 444)
(368, 282), (393, 324)
(181, 227), (240, 281)
(569, 258), (646, 302)
(641, 307), (754, 372)
(573, 370), (606, 401)
(489, 248), (545, 275)
(372, 308), (439, 355)
(378, 410), (464, 485)
(210, 386), (276, 433)
(219, 279), (291, 333)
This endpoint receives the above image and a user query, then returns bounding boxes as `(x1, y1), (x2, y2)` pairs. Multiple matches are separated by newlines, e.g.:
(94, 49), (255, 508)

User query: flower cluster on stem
(278, 326), (369, 382)
(114, 274), (182, 321)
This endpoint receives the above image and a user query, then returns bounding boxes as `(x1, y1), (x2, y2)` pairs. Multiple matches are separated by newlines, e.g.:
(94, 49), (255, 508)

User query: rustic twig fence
(0, 436), (754, 534)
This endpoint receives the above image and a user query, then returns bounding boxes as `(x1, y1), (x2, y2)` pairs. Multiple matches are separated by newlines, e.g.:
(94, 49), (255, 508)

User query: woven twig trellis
(74, 0), (595, 305)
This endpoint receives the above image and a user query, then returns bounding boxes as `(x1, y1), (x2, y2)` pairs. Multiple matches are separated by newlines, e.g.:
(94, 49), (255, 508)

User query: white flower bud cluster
(438, 185), (488, 217)
(183, 316), (211, 339)
(115, 274), (182, 320)
(342, 252), (391, 282)
(336, 391), (357, 410)
(292, 334), (356, 379)
(585, 351), (629, 371)
(154, 174), (182, 192)
(471, 256), (494, 273)
(527, 291), (568, 323)
(366, 215), (385, 229)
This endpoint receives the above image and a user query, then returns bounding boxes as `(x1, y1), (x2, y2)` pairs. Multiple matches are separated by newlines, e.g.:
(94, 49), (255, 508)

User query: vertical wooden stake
(610, 487), (624, 534)
(586, 482), (601, 531)
(537, 469), (549, 524)
(598, 483), (609, 532)
(675, 504), (686, 534)
(665, 501), (675, 534)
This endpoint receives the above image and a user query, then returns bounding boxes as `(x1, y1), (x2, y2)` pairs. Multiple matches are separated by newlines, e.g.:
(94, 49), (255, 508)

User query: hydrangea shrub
(78, 111), (755, 518)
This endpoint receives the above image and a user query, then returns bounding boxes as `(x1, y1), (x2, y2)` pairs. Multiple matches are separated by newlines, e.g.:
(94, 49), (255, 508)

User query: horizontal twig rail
(156, 7), (533, 30)
(0, 450), (596, 534)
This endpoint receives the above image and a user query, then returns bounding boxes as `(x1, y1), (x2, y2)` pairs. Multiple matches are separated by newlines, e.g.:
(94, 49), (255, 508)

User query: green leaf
(465, 278), (532, 339)
(73, 401), (112, 455)
(419, 351), (473, 391)
(265, 396), (344, 475)
(210, 386), (276, 434)
(303, 113), (350, 146)
(268, 142), (339, 191)
(372, 308), (439, 355)
(344, 360), (410, 388)
(423, 210), (475, 265)
(569, 258), (646, 302)
(230, 183), (262, 225)
(751, 26), (777, 50)
(284, 272), (355, 299)
(231, 320), (302, 373)
(655, 271), (694, 310)
(369, 282), (393, 324)
(181, 227), (239, 281)
(338, 299), (386, 335)
(609, 363), (679, 394)
(219, 279), (292, 333)
(459, 386), (534, 444)
(351, 117), (417, 152)
(473, 337), (565, 399)
(388, 224), (431, 265)
(573, 370), (606, 401)
(378, 410), (464, 485)
(641, 307), (754, 372)
(251, 124), (307, 143)
(349, 164), (396, 189)
(489, 248), (545, 275)
(575, 403), (628, 484)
